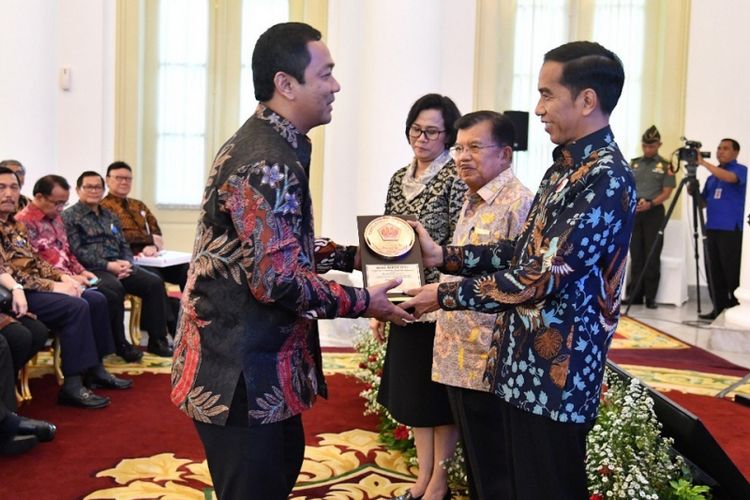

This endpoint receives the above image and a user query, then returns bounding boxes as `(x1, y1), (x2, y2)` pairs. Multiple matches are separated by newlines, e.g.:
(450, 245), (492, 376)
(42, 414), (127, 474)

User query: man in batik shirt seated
(16, 174), (142, 362)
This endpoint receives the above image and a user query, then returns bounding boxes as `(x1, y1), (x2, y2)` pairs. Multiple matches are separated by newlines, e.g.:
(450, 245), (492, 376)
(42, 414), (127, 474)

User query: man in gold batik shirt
(433, 111), (533, 500)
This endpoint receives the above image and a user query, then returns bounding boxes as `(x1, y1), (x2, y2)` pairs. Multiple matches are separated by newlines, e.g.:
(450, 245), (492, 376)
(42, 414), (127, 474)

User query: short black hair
(107, 161), (132, 176)
(76, 171), (104, 189)
(0, 159), (24, 173)
(33, 175), (70, 196)
(544, 41), (624, 115)
(252, 22), (322, 102)
(454, 111), (515, 148)
(0, 166), (19, 183)
(721, 138), (741, 152)
(404, 94), (462, 147)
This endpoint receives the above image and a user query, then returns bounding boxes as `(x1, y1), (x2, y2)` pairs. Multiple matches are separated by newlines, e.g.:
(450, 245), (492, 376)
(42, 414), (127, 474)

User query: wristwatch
(12, 283), (23, 291)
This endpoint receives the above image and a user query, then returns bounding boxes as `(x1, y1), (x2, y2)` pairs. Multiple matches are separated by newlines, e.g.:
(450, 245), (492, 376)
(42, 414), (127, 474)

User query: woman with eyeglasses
(374, 94), (466, 500)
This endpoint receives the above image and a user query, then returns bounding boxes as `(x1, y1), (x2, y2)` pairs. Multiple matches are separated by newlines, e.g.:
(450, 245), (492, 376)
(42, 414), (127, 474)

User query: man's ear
(273, 71), (296, 100)
(501, 145), (514, 162)
(579, 88), (598, 117)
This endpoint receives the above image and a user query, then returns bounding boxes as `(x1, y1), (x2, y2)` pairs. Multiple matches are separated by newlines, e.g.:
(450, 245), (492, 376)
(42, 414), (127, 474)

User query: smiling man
(170, 22), (412, 499)
(403, 42), (636, 498)
(16, 175), (142, 362)
(437, 110), (533, 499)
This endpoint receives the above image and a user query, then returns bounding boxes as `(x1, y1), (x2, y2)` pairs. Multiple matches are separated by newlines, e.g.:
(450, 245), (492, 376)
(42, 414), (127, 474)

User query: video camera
(678, 137), (711, 164)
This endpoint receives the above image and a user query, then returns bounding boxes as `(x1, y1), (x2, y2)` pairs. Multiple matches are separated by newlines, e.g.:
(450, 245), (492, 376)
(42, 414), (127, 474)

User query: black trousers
(141, 264), (186, 335)
(25, 291), (111, 375)
(452, 393), (591, 500)
(628, 205), (665, 302)
(0, 334), (16, 421)
(0, 317), (49, 374)
(194, 377), (305, 500)
(447, 386), (510, 500)
(706, 229), (742, 313)
(142, 263), (189, 290)
(93, 266), (169, 343)
(90, 275), (129, 347)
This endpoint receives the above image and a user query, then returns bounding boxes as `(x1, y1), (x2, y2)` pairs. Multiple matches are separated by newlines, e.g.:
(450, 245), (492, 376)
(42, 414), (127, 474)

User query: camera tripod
(624, 164), (717, 317)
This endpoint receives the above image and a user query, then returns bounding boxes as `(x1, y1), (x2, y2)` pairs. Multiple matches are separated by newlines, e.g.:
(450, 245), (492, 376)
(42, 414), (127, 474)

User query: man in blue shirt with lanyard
(699, 138), (747, 320)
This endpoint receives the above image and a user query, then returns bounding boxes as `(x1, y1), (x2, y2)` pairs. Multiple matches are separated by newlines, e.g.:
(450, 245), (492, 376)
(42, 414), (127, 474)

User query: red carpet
(2, 321), (749, 498)
(0, 372), (379, 499)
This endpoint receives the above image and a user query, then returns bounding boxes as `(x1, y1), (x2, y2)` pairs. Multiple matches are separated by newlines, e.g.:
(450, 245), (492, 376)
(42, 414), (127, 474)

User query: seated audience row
(0, 166), (131, 410)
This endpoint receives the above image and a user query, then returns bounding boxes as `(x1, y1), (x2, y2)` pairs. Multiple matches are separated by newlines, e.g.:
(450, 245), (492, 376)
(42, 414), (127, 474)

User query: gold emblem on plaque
(364, 216), (415, 259)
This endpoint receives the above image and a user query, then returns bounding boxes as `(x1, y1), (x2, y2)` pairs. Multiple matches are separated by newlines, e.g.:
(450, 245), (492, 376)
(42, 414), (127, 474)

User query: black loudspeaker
(503, 110), (529, 151)
(607, 361), (750, 499)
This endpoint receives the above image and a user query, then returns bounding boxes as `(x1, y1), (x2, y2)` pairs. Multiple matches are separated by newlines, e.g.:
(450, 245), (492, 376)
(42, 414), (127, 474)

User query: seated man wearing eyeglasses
(62, 171), (173, 358)
(100, 161), (187, 336)
(16, 175), (142, 363)
(0, 167), (131, 408)
(100, 161), (188, 290)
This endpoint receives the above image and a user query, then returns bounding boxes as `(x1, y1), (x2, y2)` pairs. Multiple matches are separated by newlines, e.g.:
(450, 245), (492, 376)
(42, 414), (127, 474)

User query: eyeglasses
(45, 196), (68, 208)
(109, 175), (132, 182)
(408, 125), (445, 141)
(81, 185), (104, 192)
(450, 144), (502, 158)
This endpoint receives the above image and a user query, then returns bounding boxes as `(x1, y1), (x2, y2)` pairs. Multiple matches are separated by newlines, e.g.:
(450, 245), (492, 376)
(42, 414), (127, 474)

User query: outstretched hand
(399, 283), (440, 319)
(408, 221), (444, 268)
(364, 279), (415, 326)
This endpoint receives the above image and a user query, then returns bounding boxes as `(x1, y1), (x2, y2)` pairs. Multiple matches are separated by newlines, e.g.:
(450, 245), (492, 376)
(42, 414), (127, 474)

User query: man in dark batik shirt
(169, 22), (412, 500)
(62, 172), (173, 358)
(404, 42), (636, 499)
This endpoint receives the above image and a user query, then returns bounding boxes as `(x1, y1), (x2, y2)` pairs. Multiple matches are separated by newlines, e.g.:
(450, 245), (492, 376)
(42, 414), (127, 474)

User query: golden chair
(124, 294), (143, 347)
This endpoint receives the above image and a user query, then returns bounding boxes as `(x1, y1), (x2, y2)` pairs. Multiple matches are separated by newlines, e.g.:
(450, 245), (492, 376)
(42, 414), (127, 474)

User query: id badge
(714, 188), (722, 200)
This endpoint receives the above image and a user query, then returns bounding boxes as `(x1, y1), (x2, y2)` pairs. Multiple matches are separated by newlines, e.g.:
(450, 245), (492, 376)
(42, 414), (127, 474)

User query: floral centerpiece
(354, 327), (709, 499)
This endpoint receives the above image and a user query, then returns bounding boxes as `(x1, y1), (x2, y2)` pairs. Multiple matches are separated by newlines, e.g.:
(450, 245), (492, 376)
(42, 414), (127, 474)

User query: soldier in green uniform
(626, 125), (675, 308)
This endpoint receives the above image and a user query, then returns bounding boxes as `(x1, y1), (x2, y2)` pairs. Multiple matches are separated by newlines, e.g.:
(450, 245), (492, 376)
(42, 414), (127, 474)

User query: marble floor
(319, 289), (750, 371)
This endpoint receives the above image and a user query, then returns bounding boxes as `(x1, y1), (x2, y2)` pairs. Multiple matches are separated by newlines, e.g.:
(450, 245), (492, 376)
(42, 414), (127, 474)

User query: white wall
(321, 0), (477, 245)
(683, 0), (750, 286)
(0, 1), (58, 189)
(0, 0), (115, 199)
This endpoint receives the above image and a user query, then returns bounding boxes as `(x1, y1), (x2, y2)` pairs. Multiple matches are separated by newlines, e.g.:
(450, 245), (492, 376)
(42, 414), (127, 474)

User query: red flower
(376, 369), (383, 377)
(598, 465), (612, 476)
(393, 424), (410, 441)
(368, 354), (378, 362)
(358, 362), (368, 369)
(590, 494), (604, 500)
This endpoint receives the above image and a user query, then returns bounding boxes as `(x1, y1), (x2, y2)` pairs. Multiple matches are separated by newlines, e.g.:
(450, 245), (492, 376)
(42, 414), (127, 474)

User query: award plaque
(357, 214), (425, 302)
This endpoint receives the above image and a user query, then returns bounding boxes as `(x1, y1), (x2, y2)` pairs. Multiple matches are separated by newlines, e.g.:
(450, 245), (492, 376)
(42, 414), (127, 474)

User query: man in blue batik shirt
(698, 139), (746, 321)
(402, 41), (636, 499)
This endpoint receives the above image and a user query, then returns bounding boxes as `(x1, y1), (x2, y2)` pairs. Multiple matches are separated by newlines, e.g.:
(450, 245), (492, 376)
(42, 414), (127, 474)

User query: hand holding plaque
(357, 215), (425, 302)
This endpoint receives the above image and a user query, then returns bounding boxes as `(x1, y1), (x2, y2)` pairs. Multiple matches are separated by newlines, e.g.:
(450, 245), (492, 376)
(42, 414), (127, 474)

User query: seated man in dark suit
(0, 317), (55, 455)
(62, 171), (173, 358)
(0, 167), (131, 408)
(17, 175), (142, 363)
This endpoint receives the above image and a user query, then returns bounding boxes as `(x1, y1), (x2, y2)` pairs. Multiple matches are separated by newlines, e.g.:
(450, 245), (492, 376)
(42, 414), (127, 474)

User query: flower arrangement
(586, 371), (709, 500)
(354, 327), (710, 499)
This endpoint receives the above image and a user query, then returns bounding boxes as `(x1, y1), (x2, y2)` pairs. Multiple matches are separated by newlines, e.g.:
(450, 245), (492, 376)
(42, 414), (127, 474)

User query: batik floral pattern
(437, 126), (637, 423)
(171, 104), (368, 426)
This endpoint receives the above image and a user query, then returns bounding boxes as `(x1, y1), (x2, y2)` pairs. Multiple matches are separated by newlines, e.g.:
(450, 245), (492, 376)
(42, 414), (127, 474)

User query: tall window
(507, 0), (645, 191)
(148, 0), (291, 207)
(510, 0), (568, 191)
(592, 0), (645, 158)
(155, 0), (208, 206)
(239, 0), (289, 123)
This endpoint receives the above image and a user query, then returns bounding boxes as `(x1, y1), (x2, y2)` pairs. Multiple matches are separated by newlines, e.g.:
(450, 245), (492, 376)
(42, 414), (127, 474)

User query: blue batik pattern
(438, 126), (637, 423)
